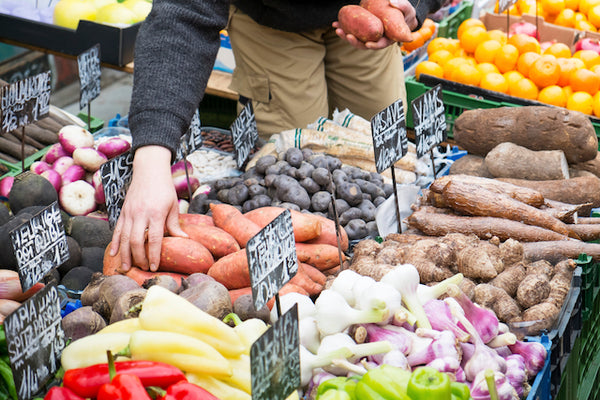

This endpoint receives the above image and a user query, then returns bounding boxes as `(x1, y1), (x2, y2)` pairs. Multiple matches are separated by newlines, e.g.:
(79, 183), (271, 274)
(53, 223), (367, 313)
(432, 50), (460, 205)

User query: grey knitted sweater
(129, 0), (444, 156)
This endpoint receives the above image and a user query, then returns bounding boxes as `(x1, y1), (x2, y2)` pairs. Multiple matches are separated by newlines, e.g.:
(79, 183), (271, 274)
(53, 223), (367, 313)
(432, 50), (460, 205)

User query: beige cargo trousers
(227, 6), (408, 137)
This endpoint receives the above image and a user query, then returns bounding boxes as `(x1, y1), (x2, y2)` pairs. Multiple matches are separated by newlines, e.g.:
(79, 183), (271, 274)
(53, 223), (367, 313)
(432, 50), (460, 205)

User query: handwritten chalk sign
(230, 102), (258, 168)
(246, 210), (298, 311)
(4, 283), (66, 400)
(498, 0), (518, 13)
(9, 202), (69, 292)
(411, 85), (447, 158)
(100, 152), (134, 229)
(371, 99), (407, 173)
(175, 109), (203, 161)
(77, 44), (102, 110)
(1, 70), (51, 133)
(251, 304), (300, 400)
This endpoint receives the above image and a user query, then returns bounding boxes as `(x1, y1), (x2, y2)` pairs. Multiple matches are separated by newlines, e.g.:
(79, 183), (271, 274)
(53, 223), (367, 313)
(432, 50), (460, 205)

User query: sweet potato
(154, 237), (214, 274)
(299, 262), (327, 286)
(360, 0), (412, 42)
(305, 214), (349, 250)
(484, 142), (569, 180)
(289, 268), (324, 296)
(453, 106), (598, 163)
(210, 203), (262, 248)
(180, 220), (240, 259)
(207, 249), (250, 289)
(179, 213), (215, 226)
(243, 206), (322, 242)
(338, 4), (384, 42)
(295, 243), (346, 271)
(229, 287), (252, 305)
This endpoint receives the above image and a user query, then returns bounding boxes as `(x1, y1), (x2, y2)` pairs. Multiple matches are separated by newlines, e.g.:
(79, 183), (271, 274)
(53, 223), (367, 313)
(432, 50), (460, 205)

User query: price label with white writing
(498, 0), (518, 13)
(246, 209), (298, 311)
(411, 84), (447, 158)
(251, 304), (300, 400)
(175, 109), (203, 161)
(230, 102), (258, 168)
(4, 283), (66, 400)
(9, 202), (69, 292)
(77, 44), (102, 110)
(100, 152), (134, 229)
(371, 99), (407, 173)
(1, 70), (52, 133)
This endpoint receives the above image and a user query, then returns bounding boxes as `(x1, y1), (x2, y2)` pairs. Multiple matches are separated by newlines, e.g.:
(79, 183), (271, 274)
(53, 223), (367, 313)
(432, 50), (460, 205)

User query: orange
(575, 11), (588, 21)
(557, 57), (585, 86)
(422, 19), (436, 36)
(494, 43), (520, 73)
(477, 62), (501, 75)
(487, 29), (509, 44)
(529, 55), (561, 87)
(429, 49), (455, 66)
(570, 68), (600, 94)
(508, 33), (541, 54)
(403, 30), (426, 52)
(446, 39), (461, 54)
(567, 91), (594, 114)
(474, 39), (503, 63)
(580, 0), (600, 14)
(591, 64), (600, 75)
(575, 19), (597, 31)
(573, 49), (600, 68)
(593, 91), (600, 116)
(415, 61), (444, 80)
(480, 72), (509, 93)
(427, 37), (453, 55)
(564, 85), (574, 98)
(443, 57), (470, 79)
(565, 0), (580, 9)
(542, 0), (566, 14)
(460, 26), (489, 54)
(454, 47), (468, 57)
(509, 77), (539, 99)
(543, 42), (572, 58)
(457, 18), (486, 40)
(517, 51), (541, 77)
(450, 63), (482, 86)
(504, 70), (525, 87)
(590, 4), (600, 27)
(520, 1), (546, 17)
(538, 85), (568, 107)
(554, 8), (577, 27)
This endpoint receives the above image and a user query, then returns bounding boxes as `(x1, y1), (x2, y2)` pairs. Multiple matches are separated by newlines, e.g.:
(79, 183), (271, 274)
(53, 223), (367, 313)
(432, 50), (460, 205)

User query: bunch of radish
(30, 125), (131, 216)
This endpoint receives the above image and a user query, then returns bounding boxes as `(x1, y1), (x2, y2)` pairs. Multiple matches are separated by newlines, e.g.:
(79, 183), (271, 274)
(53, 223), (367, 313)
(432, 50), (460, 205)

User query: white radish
(42, 143), (68, 164)
(97, 137), (131, 159)
(61, 165), (86, 186)
(73, 147), (108, 172)
(53, 156), (75, 175)
(30, 161), (51, 175)
(40, 169), (62, 192)
(60, 181), (96, 216)
(59, 125), (94, 155)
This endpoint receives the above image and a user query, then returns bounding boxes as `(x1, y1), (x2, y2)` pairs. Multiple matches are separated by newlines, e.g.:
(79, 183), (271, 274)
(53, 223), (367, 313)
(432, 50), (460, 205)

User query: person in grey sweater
(110, 0), (445, 272)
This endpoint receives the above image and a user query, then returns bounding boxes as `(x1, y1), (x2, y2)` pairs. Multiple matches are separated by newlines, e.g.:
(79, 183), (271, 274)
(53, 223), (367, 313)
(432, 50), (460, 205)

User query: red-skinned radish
(52, 156), (75, 175)
(73, 147), (108, 172)
(61, 164), (86, 186)
(96, 137), (131, 159)
(59, 125), (94, 155)
(30, 160), (51, 175)
(42, 143), (68, 164)
(0, 176), (13, 198)
(60, 180), (97, 216)
(171, 160), (194, 178)
(40, 169), (62, 192)
(172, 174), (200, 199)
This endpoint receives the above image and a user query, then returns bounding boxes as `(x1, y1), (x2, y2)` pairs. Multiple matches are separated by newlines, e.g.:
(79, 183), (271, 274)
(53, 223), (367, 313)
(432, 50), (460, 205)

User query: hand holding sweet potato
(360, 0), (413, 42)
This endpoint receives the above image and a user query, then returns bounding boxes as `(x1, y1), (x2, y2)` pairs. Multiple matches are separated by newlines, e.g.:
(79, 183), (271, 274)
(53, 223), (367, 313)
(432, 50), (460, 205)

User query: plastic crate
(76, 112), (105, 133)
(526, 335), (552, 400)
(576, 253), (600, 321)
(437, 1), (474, 39)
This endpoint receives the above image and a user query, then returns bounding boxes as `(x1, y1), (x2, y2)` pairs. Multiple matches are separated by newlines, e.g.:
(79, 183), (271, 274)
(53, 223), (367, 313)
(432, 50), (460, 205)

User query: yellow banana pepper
(60, 332), (131, 371)
(222, 354), (251, 394)
(223, 313), (269, 355)
(186, 372), (251, 400)
(98, 317), (141, 334)
(139, 286), (245, 357)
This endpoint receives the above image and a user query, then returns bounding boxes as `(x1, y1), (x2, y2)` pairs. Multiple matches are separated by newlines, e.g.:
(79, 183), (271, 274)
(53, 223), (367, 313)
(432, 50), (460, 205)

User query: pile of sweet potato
(103, 204), (347, 307)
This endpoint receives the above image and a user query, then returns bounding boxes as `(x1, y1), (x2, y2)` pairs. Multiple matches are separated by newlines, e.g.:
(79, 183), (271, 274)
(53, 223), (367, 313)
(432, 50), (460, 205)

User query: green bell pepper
(316, 377), (358, 400)
(451, 381), (471, 400)
(407, 367), (452, 400)
(354, 364), (412, 400)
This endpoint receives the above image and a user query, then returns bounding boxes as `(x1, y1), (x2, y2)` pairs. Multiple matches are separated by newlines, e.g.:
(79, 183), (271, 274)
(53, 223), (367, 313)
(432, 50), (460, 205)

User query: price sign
(100, 152), (134, 229)
(251, 304), (300, 400)
(230, 102), (258, 168)
(498, 0), (518, 13)
(246, 210), (298, 311)
(4, 283), (66, 400)
(411, 84), (447, 158)
(1, 70), (51, 133)
(9, 202), (69, 292)
(371, 99), (407, 173)
(77, 44), (102, 110)
(175, 109), (203, 161)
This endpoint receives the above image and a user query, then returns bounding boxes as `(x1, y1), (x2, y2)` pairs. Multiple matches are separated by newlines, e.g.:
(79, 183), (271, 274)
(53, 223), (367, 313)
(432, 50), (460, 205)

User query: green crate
(576, 254), (600, 321)
(437, 1), (474, 39)
(555, 337), (580, 400)
(76, 112), (105, 133)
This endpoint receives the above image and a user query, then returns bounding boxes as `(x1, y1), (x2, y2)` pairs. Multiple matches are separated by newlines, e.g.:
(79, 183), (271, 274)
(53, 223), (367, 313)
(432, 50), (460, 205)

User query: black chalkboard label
(4, 283), (66, 400)
(251, 304), (300, 400)
(1, 70), (51, 133)
(246, 210), (298, 311)
(498, 0), (518, 13)
(371, 99), (407, 173)
(411, 85), (447, 158)
(230, 102), (258, 168)
(175, 109), (203, 161)
(9, 202), (69, 292)
(77, 44), (102, 110)
(100, 152), (134, 229)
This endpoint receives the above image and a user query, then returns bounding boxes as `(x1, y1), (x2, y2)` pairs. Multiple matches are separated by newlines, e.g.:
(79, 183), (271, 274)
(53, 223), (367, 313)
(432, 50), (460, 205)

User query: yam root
(473, 284), (521, 323)
(526, 260), (554, 279)
(522, 241), (600, 262)
(441, 180), (573, 238)
(541, 199), (590, 224)
(458, 277), (477, 300)
(456, 245), (501, 281)
(516, 274), (551, 309)
(403, 239), (455, 282)
(452, 106), (598, 164)
(520, 302), (560, 335)
(407, 208), (569, 242)
(546, 259), (575, 308)
(448, 154), (494, 178)
(498, 239), (524, 267)
(489, 263), (527, 297)
(570, 151), (600, 177)
(484, 142), (569, 180)
(566, 223), (600, 241)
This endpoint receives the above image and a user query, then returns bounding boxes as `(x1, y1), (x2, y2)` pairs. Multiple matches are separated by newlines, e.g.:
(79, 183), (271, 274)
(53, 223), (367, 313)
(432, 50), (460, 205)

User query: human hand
(109, 145), (187, 272)
(333, 21), (396, 50)
(390, 0), (418, 32)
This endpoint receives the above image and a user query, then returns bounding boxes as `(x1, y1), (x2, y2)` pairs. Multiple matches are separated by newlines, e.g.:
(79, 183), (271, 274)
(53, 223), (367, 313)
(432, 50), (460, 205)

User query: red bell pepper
(97, 373), (152, 400)
(158, 381), (222, 400)
(62, 360), (186, 398)
(43, 386), (85, 400)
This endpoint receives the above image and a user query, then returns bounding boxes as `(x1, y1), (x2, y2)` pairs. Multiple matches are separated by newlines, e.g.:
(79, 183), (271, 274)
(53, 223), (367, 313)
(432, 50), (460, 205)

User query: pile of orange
(496, 0), (600, 31)
(414, 18), (600, 116)
(400, 18), (437, 53)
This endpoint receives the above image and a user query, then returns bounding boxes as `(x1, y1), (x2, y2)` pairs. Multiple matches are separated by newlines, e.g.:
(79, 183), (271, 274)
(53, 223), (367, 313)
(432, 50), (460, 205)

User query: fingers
(166, 200), (188, 238)
(130, 219), (150, 271)
(147, 219), (164, 272)
(389, 0), (418, 31)
(117, 217), (133, 273)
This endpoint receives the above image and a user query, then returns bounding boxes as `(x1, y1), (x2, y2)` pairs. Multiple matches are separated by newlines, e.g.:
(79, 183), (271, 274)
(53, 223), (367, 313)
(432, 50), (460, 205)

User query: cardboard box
(0, 14), (140, 66)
